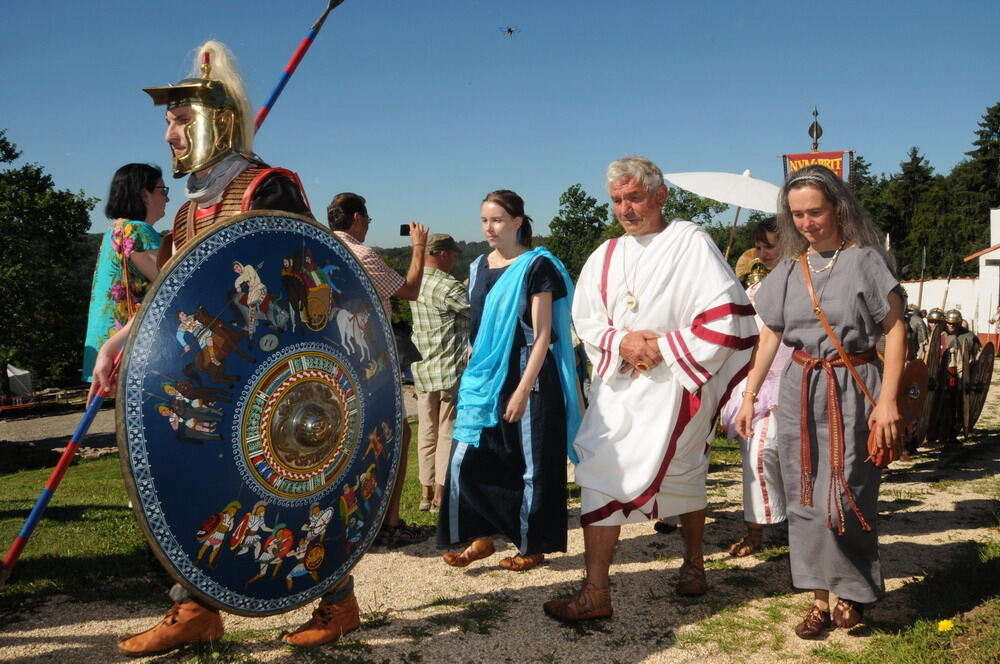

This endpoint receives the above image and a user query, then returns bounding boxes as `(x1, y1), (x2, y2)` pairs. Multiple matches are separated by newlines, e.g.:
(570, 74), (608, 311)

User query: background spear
(916, 246), (926, 310)
(941, 262), (954, 309)
(254, 0), (346, 132)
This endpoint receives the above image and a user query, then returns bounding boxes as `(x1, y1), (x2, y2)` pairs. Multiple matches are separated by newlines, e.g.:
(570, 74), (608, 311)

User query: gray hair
(776, 165), (893, 268)
(606, 156), (664, 193)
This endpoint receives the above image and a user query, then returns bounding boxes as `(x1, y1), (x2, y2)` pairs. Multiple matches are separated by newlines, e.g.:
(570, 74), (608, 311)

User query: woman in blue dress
(438, 190), (581, 571)
(82, 163), (168, 381)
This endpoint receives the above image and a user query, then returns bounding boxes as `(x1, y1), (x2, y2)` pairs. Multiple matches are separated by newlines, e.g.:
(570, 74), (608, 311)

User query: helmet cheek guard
(144, 55), (246, 177)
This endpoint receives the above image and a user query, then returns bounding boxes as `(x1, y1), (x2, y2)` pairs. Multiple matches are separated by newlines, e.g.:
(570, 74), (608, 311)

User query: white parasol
(663, 170), (780, 259)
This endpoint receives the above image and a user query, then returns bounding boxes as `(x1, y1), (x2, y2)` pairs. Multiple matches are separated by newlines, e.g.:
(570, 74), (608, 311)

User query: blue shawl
(452, 247), (582, 463)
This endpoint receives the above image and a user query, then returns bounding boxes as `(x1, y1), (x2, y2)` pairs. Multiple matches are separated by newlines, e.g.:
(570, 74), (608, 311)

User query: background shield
(117, 211), (403, 616)
(964, 342), (995, 433)
(917, 324), (944, 445)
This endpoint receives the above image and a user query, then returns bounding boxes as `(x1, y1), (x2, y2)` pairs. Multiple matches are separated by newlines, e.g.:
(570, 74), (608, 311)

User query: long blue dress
(437, 255), (569, 555)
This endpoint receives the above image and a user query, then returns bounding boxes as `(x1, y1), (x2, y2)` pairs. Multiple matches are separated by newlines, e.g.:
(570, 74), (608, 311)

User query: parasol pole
(254, 0), (346, 132)
(916, 247), (926, 310)
(723, 206), (743, 261)
(1, 353), (122, 585)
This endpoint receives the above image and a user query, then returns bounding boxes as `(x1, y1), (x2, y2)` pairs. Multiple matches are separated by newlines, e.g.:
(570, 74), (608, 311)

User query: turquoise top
(82, 219), (161, 381)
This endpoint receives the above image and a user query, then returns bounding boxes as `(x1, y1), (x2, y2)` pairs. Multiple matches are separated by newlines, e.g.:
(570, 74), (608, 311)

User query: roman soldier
(115, 41), (360, 657)
(927, 310), (981, 445)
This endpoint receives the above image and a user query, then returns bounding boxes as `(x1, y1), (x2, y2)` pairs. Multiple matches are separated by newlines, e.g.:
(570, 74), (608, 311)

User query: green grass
(0, 457), (162, 606)
(825, 539), (1000, 664)
(678, 539), (1000, 662)
(708, 435), (742, 470)
(0, 423), (434, 608)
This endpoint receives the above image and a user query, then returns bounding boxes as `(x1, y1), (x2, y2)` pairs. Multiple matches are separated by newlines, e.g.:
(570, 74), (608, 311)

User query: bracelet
(413, 243), (426, 247)
(741, 390), (758, 401)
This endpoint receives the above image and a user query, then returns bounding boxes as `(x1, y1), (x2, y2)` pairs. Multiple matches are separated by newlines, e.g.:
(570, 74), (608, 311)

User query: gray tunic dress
(755, 246), (899, 603)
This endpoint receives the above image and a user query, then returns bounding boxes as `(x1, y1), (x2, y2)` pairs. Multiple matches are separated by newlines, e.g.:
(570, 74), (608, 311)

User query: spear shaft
(0, 353), (122, 585)
(916, 246), (926, 310)
(254, 1), (346, 132)
(941, 263), (954, 310)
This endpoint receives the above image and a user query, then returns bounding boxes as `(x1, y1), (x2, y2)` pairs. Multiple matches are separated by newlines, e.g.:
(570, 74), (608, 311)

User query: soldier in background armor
(93, 41), (362, 657)
(928, 310), (981, 446)
(904, 305), (929, 361)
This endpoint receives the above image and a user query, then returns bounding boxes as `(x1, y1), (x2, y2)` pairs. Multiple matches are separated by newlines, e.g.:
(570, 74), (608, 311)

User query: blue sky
(3, 1), (998, 248)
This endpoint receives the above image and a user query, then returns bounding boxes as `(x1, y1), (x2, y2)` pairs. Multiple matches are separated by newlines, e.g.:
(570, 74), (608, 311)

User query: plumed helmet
(144, 41), (253, 177)
(927, 308), (946, 324)
(745, 259), (770, 286)
(944, 309), (962, 324)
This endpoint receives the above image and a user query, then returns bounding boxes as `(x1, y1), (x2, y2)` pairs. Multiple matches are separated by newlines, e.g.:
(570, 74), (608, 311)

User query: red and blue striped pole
(0, 355), (120, 585)
(254, 0), (346, 132)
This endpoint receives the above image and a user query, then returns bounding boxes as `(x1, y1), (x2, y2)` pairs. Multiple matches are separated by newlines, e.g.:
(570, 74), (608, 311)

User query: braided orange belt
(791, 347), (878, 535)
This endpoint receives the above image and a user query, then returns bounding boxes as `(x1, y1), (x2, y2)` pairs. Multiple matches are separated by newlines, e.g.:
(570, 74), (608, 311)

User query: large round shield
(117, 211), (403, 616)
(963, 342), (995, 433)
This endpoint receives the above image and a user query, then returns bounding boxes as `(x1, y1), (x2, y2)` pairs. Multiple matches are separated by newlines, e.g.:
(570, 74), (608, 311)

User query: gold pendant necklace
(621, 239), (644, 311)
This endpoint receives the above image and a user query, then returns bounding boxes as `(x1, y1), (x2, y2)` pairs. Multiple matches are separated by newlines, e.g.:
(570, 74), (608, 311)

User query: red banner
(783, 151), (846, 178)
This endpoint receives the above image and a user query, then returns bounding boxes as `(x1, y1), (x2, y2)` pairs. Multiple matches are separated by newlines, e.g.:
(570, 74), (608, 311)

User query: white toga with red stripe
(572, 221), (757, 526)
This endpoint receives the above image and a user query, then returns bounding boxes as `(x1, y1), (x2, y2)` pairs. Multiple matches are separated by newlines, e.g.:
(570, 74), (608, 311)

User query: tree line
(1, 102), (997, 396)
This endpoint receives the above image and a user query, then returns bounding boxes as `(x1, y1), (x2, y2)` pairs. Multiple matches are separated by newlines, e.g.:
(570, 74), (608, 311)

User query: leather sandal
(442, 537), (494, 567)
(498, 553), (544, 571)
(833, 598), (865, 629)
(794, 604), (832, 639)
(727, 525), (764, 557)
(675, 561), (708, 597)
(543, 582), (612, 622)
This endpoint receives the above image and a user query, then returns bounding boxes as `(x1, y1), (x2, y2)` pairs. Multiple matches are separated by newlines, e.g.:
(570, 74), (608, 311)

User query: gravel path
(2, 374), (998, 663)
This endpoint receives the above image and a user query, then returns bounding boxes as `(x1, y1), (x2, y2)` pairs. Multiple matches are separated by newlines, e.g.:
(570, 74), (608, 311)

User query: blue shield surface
(118, 211), (402, 615)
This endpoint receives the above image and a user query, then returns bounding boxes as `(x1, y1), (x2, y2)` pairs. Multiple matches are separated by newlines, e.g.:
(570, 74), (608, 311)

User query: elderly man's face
(610, 177), (667, 235)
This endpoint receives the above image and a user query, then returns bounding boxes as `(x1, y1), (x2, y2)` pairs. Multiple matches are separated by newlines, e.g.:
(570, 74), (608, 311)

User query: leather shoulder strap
(800, 255), (877, 406)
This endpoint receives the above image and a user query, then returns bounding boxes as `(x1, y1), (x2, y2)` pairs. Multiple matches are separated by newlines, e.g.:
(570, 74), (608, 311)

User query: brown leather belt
(791, 347), (878, 533)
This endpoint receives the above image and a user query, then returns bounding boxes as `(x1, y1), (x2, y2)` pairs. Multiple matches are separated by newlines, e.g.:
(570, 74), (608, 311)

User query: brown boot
(442, 537), (495, 568)
(283, 594), (360, 647)
(543, 582), (612, 623)
(118, 601), (224, 656)
(498, 553), (544, 571)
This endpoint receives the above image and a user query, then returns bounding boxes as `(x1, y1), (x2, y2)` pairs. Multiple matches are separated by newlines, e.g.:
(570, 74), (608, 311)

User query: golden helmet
(944, 309), (962, 324)
(745, 259), (770, 286)
(927, 308), (946, 324)
(144, 43), (251, 177)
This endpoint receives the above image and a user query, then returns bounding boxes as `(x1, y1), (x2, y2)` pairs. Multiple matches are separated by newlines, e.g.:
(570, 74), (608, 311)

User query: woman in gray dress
(735, 165), (906, 639)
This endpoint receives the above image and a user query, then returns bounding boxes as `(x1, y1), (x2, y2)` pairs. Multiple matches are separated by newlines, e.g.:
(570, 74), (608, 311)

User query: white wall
(900, 208), (1000, 336)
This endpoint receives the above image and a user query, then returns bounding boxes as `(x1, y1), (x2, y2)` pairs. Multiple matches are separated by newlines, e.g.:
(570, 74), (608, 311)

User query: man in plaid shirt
(327, 192), (429, 545)
(409, 234), (471, 511)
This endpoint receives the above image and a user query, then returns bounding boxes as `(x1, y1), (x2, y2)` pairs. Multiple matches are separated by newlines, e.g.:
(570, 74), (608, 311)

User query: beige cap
(426, 233), (459, 253)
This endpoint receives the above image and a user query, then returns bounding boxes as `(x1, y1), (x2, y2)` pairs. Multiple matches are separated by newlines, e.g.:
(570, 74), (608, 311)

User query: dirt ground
(1, 375), (997, 663)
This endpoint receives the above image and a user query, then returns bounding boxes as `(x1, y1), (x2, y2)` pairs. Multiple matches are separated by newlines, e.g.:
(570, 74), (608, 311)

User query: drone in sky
(500, 26), (521, 38)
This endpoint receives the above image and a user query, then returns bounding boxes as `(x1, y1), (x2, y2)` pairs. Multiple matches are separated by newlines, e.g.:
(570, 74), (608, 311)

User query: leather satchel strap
(799, 255), (877, 407)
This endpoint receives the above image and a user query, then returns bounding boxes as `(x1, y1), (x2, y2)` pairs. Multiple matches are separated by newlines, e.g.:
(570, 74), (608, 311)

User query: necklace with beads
(806, 240), (846, 273)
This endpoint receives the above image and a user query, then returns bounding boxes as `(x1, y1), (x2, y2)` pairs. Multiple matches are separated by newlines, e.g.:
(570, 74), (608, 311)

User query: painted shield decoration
(118, 211), (403, 616)
(916, 324), (944, 444)
(964, 342), (994, 433)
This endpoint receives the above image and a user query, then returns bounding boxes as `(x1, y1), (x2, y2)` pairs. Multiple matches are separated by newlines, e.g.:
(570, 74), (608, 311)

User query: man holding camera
(326, 192), (429, 544)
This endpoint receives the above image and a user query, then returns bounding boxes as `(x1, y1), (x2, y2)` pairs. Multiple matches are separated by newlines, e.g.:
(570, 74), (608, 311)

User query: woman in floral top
(82, 164), (169, 380)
